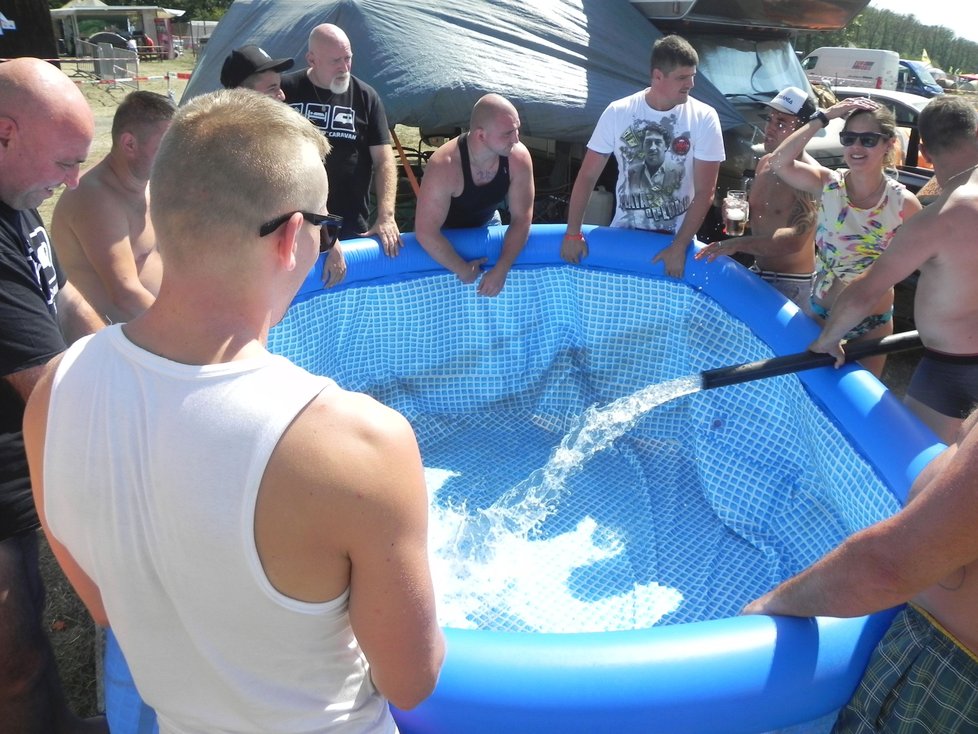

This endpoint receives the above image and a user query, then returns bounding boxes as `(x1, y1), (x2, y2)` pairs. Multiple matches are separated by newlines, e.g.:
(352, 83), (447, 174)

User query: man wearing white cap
(697, 86), (820, 315)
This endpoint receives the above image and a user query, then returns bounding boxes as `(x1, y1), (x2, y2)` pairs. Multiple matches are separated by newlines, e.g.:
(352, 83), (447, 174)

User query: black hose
(700, 330), (922, 390)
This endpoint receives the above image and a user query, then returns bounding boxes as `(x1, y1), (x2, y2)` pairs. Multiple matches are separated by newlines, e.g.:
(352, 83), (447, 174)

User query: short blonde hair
(150, 89), (330, 265)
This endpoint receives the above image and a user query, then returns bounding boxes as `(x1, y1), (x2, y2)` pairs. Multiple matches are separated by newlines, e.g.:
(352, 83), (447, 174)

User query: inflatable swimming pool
(271, 224), (941, 733)
(105, 224), (943, 734)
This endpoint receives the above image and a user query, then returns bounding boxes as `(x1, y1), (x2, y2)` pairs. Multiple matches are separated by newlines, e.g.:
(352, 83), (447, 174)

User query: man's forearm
(374, 155), (398, 223)
(668, 193), (713, 252)
(57, 282), (105, 343)
(818, 281), (878, 346)
(733, 227), (810, 259)
(497, 216), (531, 270)
(415, 230), (468, 276)
(112, 284), (156, 323)
(747, 531), (914, 619)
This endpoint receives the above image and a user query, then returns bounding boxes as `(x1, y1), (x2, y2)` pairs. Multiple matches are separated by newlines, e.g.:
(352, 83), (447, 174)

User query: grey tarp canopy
(180, 0), (744, 142)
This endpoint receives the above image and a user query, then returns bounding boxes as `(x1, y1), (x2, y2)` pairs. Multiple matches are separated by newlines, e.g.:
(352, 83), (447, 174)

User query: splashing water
(428, 375), (703, 632)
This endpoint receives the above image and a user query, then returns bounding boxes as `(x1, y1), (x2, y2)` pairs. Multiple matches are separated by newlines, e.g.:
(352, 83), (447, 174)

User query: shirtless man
(696, 87), (818, 315)
(809, 95), (978, 444)
(744, 406), (978, 731)
(53, 91), (175, 323)
(414, 93), (534, 296)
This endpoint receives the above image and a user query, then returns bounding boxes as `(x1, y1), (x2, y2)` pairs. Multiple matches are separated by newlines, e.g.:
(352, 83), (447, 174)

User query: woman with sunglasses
(769, 97), (922, 377)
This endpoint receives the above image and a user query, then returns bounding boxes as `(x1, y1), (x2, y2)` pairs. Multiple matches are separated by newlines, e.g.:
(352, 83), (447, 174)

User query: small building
(50, 0), (184, 58)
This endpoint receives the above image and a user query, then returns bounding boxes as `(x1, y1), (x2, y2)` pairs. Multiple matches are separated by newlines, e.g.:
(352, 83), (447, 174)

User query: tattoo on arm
(788, 192), (818, 237)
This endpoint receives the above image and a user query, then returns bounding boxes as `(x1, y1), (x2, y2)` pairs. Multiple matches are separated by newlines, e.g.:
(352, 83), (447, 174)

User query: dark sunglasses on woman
(839, 131), (889, 149)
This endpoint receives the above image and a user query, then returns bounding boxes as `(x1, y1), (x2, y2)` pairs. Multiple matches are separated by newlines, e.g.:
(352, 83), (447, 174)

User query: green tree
(796, 6), (978, 73)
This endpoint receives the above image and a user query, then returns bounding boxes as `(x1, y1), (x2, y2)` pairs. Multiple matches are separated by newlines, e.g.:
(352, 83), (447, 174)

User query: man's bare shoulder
(425, 137), (462, 171)
(55, 160), (126, 217)
(418, 138), (464, 198)
(277, 385), (418, 494)
(914, 181), (978, 249)
(509, 141), (534, 171)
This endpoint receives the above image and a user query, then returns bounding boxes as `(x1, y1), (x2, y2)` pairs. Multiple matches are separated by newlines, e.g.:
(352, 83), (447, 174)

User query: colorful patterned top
(813, 169), (907, 301)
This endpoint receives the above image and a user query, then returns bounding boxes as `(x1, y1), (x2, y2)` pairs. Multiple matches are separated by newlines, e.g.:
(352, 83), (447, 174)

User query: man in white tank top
(23, 90), (444, 733)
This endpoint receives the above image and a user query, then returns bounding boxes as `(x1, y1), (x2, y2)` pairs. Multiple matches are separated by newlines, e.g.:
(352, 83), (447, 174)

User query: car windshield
(904, 60), (939, 86)
(685, 34), (811, 100)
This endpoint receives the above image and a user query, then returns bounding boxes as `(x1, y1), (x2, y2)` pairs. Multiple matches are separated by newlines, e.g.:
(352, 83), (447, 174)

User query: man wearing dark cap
(220, 45), (347, 288)
(220, 45), (295, 101)
(697, 85), (820, 316)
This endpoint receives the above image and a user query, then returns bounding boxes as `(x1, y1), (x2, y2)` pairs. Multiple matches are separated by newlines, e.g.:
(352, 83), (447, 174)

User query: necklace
(845, 173), (886, 208)
(311, 81), (328, 104)
(943, 163), (978, 189)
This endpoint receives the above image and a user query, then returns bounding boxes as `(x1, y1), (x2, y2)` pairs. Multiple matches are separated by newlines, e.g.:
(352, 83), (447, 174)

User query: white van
(802, 46), (899, 90)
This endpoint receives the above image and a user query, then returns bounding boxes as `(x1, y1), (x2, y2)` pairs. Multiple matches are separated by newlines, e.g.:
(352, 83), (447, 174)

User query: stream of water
(427, 375), (703, 632)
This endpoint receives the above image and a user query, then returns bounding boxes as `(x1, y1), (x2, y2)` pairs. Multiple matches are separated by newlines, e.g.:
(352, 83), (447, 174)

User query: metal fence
(70, 41), (140, 89)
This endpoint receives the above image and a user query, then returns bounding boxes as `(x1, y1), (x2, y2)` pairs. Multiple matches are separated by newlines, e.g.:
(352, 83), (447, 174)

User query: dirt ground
(36, 55), (924, 720)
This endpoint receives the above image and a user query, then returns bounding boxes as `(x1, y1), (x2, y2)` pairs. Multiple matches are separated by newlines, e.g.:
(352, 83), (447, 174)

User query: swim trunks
(906, 348), (978, 419)
(749, 265), (816, 317)
(832, 604), (978, 733)
(810, 300), (893, 340)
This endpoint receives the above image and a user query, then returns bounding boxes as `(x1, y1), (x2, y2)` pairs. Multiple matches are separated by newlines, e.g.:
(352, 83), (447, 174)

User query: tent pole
(390, 128), (421, 199)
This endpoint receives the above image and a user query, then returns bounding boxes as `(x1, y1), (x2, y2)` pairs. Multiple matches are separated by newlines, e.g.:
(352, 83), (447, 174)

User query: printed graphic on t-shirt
(331, 106), (355, 133)
(26, 223), (60, 313)
(616, 114), (691, 231)
(295, 102), (330, 128)
(290, 103), (358, 142)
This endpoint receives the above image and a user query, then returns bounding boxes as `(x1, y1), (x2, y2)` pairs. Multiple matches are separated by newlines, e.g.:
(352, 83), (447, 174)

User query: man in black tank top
(414, 94), (535, 296)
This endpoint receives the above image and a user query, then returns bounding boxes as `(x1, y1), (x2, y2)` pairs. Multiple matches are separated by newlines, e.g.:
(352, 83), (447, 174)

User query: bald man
(414, 94), (535, 296)
(281, 23), (402, 256)
(0, 58), (107, 732)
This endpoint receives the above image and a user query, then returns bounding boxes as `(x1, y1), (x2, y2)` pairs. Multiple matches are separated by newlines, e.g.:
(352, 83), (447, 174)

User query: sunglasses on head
(259, 211), (343, 253)
(839, 131), (889, 148)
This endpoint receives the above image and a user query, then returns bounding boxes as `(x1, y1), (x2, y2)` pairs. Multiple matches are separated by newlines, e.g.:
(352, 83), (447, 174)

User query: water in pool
(430, 375), (702, 632)
(271, 268), (901, 639)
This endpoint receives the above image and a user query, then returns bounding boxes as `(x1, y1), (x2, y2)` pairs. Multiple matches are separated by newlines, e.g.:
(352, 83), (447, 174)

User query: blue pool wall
(281, 223), (943, 733)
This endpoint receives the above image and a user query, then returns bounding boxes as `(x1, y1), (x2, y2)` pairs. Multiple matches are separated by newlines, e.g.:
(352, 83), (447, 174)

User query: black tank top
(443, 133), (510, 229)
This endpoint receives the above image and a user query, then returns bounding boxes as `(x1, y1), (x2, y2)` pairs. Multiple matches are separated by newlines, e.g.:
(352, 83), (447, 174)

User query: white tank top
(45, 325), (396, 734)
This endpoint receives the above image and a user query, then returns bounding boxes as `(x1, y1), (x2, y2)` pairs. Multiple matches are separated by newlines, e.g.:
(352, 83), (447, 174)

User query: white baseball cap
(765, 86), (818, 119)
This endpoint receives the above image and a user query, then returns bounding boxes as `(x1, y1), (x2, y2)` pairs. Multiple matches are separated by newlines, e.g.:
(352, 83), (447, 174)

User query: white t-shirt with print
(588, 89), (725, 232)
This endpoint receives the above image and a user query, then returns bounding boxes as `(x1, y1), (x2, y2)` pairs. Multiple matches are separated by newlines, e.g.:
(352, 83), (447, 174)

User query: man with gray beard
(282, 23), (402, 256)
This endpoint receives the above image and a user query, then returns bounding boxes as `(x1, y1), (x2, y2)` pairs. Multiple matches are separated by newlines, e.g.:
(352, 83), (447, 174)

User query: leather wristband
(809, 110), (830, 128)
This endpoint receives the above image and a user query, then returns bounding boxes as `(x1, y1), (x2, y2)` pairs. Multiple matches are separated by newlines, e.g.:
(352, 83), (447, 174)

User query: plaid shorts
(832, 604), (978, 733)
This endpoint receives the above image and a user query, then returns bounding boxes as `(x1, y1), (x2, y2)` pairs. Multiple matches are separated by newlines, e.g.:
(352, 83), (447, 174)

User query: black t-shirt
(281, 72), (391, 239)
(0, 202), (66, 539)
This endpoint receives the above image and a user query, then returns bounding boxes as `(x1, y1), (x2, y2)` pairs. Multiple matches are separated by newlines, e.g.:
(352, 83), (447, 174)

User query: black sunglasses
(839, 131), (889, 148)
(258, 211), (343, 253)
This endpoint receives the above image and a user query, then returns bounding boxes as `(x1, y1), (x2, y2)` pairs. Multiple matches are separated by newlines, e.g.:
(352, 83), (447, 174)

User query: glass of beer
(723, 190), (749, 237)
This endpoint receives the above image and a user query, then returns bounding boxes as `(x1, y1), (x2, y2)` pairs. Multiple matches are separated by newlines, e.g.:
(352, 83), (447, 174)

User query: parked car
(897, 59), (943, 98)
(830, 86), (931, 168)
